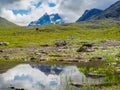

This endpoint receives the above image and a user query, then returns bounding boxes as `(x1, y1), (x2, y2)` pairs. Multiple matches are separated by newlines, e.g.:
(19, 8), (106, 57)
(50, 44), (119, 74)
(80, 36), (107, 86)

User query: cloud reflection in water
(0, 64), (102, 90)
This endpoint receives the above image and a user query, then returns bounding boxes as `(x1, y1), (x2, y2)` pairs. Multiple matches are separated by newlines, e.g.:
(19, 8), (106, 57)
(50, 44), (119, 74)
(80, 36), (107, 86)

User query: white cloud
(0, 0), (119, 26)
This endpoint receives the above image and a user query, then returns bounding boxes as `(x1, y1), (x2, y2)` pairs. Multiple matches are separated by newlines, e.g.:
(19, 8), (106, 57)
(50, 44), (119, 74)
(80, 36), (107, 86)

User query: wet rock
(56, 56), (89, 62)
(77, 43), (94, 52)
(0, 42), (9, 46)
(87, 73), (106, 77)
(56, 58), (74, 62)
(55, 40), (67, 47)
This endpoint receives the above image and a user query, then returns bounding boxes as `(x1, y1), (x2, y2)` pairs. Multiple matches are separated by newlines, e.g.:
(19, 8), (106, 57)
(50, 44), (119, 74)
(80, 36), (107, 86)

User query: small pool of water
(0, 64), (103, 90)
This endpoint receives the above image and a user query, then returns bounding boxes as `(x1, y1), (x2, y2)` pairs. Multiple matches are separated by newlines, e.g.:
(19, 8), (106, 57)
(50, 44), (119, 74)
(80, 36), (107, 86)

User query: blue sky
(12, 2), (56, 15)
(0, 0), (119, 26)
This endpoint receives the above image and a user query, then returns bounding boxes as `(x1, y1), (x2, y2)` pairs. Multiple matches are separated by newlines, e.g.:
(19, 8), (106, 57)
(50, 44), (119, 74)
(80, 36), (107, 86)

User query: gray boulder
(0, 42), (9, 46)
(55, 40), (67, 47)
(77, 44), (94, 52)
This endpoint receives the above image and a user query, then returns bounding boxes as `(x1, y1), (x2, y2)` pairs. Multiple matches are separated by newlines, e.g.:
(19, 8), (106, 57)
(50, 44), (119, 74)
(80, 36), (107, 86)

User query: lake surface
(0, 64), (103, 90)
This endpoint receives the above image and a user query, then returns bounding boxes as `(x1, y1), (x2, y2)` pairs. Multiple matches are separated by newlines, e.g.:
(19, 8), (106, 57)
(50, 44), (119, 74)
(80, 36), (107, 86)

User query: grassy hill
(0, 17), (17, 28)
(0, 19), (119, 48)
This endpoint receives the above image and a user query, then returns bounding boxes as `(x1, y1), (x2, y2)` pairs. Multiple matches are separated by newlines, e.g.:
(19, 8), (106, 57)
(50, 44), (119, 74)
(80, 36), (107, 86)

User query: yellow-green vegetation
(0, 19), (120, 48)
(0, 19), (120, 89)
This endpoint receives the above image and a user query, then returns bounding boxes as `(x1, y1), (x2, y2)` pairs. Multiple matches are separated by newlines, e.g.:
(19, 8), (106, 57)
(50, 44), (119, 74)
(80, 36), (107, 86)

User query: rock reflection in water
(0, 64), (103, 90)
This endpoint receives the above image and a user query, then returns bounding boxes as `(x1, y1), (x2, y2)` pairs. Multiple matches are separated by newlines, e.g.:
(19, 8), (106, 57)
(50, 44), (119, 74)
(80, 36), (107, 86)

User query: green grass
(0, 19), (120, 48)
(0, 19), (120, 89)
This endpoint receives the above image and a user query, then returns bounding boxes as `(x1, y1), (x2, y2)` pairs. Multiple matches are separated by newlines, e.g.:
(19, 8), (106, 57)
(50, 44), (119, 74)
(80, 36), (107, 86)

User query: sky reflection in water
(0, 64), (102, 90)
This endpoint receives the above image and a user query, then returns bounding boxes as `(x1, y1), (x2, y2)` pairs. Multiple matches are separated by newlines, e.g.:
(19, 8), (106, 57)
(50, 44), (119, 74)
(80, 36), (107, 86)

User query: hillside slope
(92, 0), (120, 20)
(0, 17), (17, 27)
(76, 8), (103, 22)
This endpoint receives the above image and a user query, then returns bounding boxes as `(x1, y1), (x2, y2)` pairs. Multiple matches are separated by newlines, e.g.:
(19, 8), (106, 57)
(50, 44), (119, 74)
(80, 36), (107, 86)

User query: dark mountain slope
(76, 8), (103, 22)
(92, 0), (120, 20)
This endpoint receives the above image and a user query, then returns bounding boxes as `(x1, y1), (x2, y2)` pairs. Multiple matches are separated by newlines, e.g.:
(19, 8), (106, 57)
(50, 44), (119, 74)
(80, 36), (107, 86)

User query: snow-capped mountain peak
(28, 13), (64, 26)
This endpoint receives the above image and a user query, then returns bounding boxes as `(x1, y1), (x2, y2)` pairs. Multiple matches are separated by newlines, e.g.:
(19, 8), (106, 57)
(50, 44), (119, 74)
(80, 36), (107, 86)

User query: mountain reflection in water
(0, 64), (103, 90)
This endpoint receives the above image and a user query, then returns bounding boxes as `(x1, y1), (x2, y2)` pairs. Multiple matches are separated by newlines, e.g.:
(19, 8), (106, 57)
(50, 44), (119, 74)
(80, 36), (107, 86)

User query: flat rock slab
(100, 40), (120, 47)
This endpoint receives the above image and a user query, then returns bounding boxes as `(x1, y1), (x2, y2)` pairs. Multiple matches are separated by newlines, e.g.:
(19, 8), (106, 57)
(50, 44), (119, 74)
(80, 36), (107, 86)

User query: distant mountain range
(0, 0), (120, 27)
(0, 17), (17, 27)
(92, 0), (120, 20)
(76, 9), (103, 22)
(77, 0), (120, 22)
(28, 13), (64, 26)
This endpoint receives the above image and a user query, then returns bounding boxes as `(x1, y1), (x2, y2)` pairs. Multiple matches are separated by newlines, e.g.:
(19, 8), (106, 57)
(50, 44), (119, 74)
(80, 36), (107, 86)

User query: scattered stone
(75, 56), (89, 62)
(0, 49), (3, 53)
(40, 44), (49, 47)
(67, 59), (80, 62)
(30, 57), (36, 61)
(49, 54), (63, 57)
(116, 67), (120, 72)
(90, 56), (105, 61)
(56, 58), (64, 61)
(108, 62), (117, 66)
(87, 73), (106, 77)
(34, 50), (48, 55)
(78, 59), (90, 62)
(3, 56), (9, 60)
(100, 40), (120, 47)
(21, 58), (27, 61)
(56, 58), (74, 62)
(0, 42), (9, 46)
(39, 56), (48, 61)
(55, 40), (67, 47)
(71, 82), (106, 87)
(77, 43), (94, 52)
(35, 52), (42, 55)
(56, 56), (89, 62)
(75, 56), (85, 59)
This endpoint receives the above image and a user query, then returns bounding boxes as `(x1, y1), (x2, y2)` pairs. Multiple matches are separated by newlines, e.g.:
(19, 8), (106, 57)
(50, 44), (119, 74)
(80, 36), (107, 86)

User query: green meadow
(0, 19), (120, 89)
(0, 19), (120, 48)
